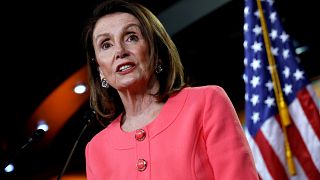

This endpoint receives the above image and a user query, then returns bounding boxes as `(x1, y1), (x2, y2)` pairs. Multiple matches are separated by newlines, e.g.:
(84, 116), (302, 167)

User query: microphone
(1, 128), (46, 174)
(20, 129), (45, 150)
(56, 110), (95, 180)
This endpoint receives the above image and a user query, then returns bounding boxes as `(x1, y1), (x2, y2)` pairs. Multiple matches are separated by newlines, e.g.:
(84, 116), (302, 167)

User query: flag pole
(255, 0), (296, 175)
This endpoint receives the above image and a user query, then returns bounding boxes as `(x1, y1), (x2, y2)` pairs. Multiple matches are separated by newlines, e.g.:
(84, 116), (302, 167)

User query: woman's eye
(101, 42), (112, 50)
(127, 34), (138, 42)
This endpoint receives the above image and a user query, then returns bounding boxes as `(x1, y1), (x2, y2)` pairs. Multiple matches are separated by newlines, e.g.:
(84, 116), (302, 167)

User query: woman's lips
(116, 62), (136, 74)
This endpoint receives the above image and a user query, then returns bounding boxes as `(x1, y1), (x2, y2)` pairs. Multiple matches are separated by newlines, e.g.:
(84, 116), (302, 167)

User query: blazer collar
(106, 88), (189, 149)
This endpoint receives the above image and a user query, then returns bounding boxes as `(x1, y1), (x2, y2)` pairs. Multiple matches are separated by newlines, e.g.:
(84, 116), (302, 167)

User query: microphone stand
(56, 110), (95, 180)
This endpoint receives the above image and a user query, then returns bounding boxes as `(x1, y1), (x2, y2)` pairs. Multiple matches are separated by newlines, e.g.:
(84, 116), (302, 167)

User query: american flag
(243, 0), (320, 179)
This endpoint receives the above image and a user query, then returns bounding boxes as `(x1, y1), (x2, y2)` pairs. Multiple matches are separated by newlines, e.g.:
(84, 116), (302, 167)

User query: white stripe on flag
(245, 128), (272, 180)
(291, 157), (308, 180)
(261, 116), (286, 166)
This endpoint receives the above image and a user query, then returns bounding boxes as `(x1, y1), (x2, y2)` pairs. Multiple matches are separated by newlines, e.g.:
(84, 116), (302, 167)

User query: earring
(101, 78), (109, 88)
(155, 64), (163, 74)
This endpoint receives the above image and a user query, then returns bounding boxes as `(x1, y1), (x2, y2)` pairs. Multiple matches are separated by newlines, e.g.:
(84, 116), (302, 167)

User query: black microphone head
(28, 129), (45, 144)
(83, 109), (96, 124)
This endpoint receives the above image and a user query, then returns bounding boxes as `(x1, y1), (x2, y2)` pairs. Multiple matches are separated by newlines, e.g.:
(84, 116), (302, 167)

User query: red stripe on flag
(255, 130), (288, 180)
(274, 115), (320, 179)
(297, 87), (320, 139)
(287, 120), (320, 179)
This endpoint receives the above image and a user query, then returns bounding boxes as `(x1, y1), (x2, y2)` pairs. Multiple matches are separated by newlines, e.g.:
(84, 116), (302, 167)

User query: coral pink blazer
(85, 85), (259, 179)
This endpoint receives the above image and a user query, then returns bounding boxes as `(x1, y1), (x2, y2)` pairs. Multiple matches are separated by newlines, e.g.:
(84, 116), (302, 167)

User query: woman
(83, 0), (259, 179)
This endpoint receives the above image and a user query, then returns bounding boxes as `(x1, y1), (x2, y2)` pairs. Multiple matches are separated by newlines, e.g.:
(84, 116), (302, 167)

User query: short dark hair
(82, 0), (185, 125)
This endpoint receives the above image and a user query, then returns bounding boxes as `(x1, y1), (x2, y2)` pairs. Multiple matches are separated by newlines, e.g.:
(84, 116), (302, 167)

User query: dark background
(1, 0), (319, 179)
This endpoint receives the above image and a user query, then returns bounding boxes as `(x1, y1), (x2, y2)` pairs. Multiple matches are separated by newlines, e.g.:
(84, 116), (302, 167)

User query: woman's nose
(115, 43), (129, 59)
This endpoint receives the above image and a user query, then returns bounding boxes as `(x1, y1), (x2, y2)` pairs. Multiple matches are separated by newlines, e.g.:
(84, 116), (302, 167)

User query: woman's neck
(118, 80), (164, 132)
(120, 99), (164, 132)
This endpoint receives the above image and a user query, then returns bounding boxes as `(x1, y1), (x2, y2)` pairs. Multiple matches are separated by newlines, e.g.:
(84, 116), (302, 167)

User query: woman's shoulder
(183, 85), (226, 95)
(180, 85), (230, 103)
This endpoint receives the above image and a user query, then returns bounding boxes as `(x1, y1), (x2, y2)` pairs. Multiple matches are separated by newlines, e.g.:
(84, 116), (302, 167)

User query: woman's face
(92, 12), (151, 91)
